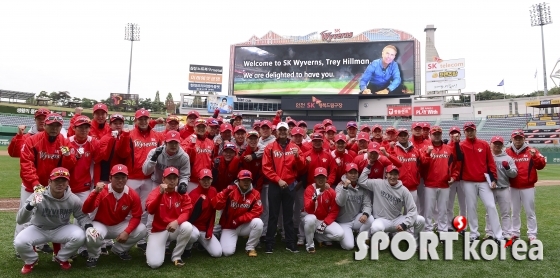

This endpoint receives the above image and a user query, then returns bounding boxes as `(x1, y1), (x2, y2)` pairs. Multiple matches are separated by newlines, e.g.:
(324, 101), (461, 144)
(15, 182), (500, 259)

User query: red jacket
(8, 133), (32, 158)
(117, 127), (163, 180)
(295, 142), (311, 155)
(420, 143), (460, 188)
(239, 146), (264, 192)
(82, 185), (142, 234)
(211, 184), (263, 230)
(89, 121), (112, 140)
(188, 185), (217, 239)
(180, 125), (195, 140)
(304, 184), (339, 225)
(353, 153), (402, 179)
(182, 135), (215, 183)
(458, 138), (497, 182)
(20, 132), (76, 192)
(68, 136), (103, 193)
(330, 149), (356, 186)
(506, 144), (546, 188)
(94, 132), (128, 183)
(411, 135), (431, 179)
(146, 187), (193, 233)
(390, 142), (421, 191)
(262, 139), (306, 185)
(303, 148), (337, 186)
(212, 156), (241, 192)
(66, 114), (82, 137)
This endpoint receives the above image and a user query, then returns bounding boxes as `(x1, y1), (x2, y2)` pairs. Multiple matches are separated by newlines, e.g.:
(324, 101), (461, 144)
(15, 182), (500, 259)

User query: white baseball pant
(463, 181), (504, 240)
(186, 226), (222, 257)
(146, 222), (193, 268)
(303, 214), (344, 250)
(417, 178), (425, 217)
(339, 214), (374, 250)
(86, 221), (147, 259)
(447, 181), (466, 225)
(220, 218), (263, 256)
(370, 215), (426, 244)
(484, 188), (512, 239)
(293, 186), (305, 242)
(187, 181), (198, 194)
(410, 189), (419, 209)
(128, 179), (155, 244)
(424, 187), (450, 232)
(14, 224), (85, 264)
(14, 186), (32, 238)
(510, 187), (537, 238)
(260, 184), (270, 235)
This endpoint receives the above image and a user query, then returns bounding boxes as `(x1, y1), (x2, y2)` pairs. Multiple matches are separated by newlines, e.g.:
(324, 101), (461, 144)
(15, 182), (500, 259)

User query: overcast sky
(1, 0), (559, 101)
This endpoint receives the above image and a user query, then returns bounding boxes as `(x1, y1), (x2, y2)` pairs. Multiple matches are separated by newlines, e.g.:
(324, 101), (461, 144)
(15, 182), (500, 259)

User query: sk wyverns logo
(118, 166), (123, 170)
(320, 29), (353, 42)
(122, 205), (128, 211)
(175, 202), (180, 208)
(355, 215), (543, 261)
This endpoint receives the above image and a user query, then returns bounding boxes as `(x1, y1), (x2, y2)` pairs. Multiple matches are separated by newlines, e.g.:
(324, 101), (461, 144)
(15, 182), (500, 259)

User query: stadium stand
(438, 119), (481, 131)
(359, 120), (395, 129)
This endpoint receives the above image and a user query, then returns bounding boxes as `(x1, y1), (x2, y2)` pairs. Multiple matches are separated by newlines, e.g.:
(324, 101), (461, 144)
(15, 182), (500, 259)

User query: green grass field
(0, 156), (559, 277)
(234, 81), (414, 94)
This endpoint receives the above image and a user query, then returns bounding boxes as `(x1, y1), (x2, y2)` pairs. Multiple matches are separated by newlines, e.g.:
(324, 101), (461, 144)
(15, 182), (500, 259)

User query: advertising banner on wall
(281, 95), (358, 110)
(387, 105), (412, 116)
(413, 105), (441, 115)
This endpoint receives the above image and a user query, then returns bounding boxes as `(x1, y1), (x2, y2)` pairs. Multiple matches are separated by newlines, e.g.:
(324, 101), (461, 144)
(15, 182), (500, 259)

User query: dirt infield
(0, 150), (8, 156)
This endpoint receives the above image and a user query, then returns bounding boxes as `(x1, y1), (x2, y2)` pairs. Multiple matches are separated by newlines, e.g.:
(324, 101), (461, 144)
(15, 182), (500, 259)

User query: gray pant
(447, 181), (466, 223)
(485, 188), (512, 238)
(510, 187), (537, 238)
(15, 224), (85, 264)
(260, 184), (269, 235)
(86, 221), (147, 259)
(370, 215), (426, 244)
(463, 181), (503, 240)
(146, 222), (193, 268)
(220, 218), (263, 256)
(424, 187), (450, 232)
(417, 178), (425, 217)
(303, 214), (344, 250)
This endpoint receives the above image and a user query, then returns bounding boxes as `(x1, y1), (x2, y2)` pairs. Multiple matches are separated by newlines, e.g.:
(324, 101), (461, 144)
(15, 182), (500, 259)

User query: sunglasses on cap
(347, 122), (358, 128)
(76, 118), (91, 125)
(168, 116), (180, 122)
(195, 119), (206, 125)
(51, 169), (70, 178)
(47, 115), (63, 122)
(512, 131), (524, 136)
(111, 114), (124, 121)
(247, 131), (259, 137)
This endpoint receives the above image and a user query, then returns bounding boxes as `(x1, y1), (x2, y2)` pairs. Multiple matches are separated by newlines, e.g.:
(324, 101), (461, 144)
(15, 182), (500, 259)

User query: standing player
(8, 108), (50, 158)
(68, 116), (102, 201)
(180, 111), (199, 139)
(446, 126), (466, 231)
(82, 164), (147, 267)
(484, 136), (517, 240)
(212, 170), (263, 257)
(459, 122), (502, 243)
(506, 130), (546, 242)
(15, 167), (91, 274)
(66, 107), (83, 137)
(358, 165), (425, 247)
(185, 169), (222, 258)
(96, 114), (128, 184)
(90, 103), (111, 140)
(182, 119), (214, 194)
(145, 167), (193, 268)
(335, 163), (373, 250)
(389, 128), (421, 207)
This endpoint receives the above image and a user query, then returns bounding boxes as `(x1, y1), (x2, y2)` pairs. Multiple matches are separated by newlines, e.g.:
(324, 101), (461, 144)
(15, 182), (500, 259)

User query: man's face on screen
(382, 47), (397, 65)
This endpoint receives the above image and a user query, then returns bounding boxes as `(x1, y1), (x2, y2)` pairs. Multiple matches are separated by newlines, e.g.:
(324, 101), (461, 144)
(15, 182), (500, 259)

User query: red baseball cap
(234, 126), (247, 134)
(511, 130), (525, 138)
(491, 136), (504, 143)
(346, 121), (358, 128)
(385, 127), (397, 134)
(74, 116), (92, 127)
(253, 120), (261, 128)
(195, 118), (207, 127)
(216, 116), (224, 124)
(187, 111), (200, 119)
(50, 167), (70, 181)
(345, 163), (358, 172)
(163, 167), (179, 178)
(368, 142), (381, 153)
(247, 130), (260, 138)
(397, 128), (409, 135)
(357, 132), (370, 141)
(223, 142), (237, 152)
(34, 108), (51, 118)
(430, 126), (443, 134)
(207, 117), (219, 126)
(313, 123), (325, 131)
(311, 133), (323, 141)
(372, 124), (382, 131)
(297, 120), (308, 127)
(291, 127), (305, 136)
(260, 120), (272, 128)
(165, 131), (181, 143)
(386, 165), (399, 173)
(110, 114), (125, 123)
(93, 103), (108, 113)
(314, 167), (328, 177)
(135, 109), (150, 119)
(422, 122), (431, 129)
(220, 123), (233, 133)
(360, 124), (371, 132)
(326, 125), (337, 133)
(449, 126), (461, 134)
(412, 122), (423, 129)
(167, 115), (180, 123)
(323, 119), (333, 126)
(199, 168), (213, 179)
(45, 113), (63, 125)
(237, 169), (252, 180)
(334, 134), (347, 142)
(463, 122), (477, 130)
(110, 164), (129, 176)
(287, 119), (297, 126)
(232, 112), (243, 119)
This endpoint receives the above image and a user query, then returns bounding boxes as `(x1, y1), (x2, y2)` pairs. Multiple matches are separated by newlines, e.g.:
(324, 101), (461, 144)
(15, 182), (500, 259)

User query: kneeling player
(15, 168), (92, 274)
(303, 167), (344, 253)
(145, 167), (193, 268)
(185, 169), (222, 258)
(358, 165), (425, 246)
(335, 163), (374, 250)
(82, 164), (147, 267)
(211, 170), (263, 257)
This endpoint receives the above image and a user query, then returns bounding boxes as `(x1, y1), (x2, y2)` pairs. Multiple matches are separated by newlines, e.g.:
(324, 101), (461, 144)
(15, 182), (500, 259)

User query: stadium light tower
(124, 23), (140, 95)
(530, 3), (552, 96)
